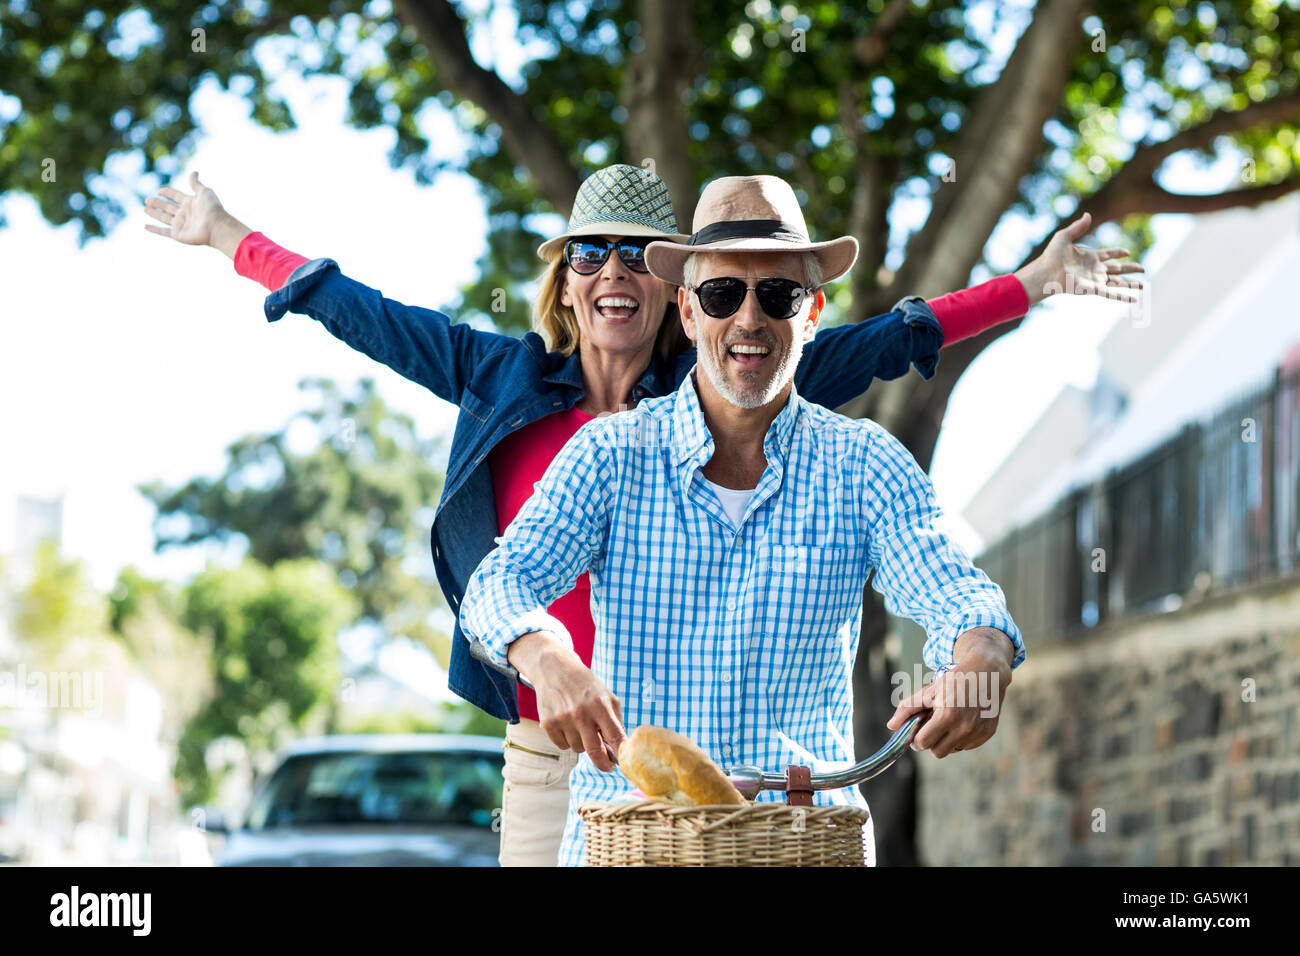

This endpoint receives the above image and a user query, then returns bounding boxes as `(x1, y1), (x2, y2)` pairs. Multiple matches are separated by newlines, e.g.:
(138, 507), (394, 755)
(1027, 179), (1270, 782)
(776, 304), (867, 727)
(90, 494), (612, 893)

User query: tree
(10, 545), (202, 761)
(11, 540), (110, 660)
(175, 557), (357, 806)
(139, 377), (451, 664)
(136, 377), (458, 806)
(109, 566), (215, 759)
(7, 0), (1298, 861)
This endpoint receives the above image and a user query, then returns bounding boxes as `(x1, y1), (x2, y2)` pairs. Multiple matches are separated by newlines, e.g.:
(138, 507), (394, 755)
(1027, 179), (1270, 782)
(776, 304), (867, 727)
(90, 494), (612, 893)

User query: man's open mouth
(595, 295), (640, 320)
(727, 342), (771, 369)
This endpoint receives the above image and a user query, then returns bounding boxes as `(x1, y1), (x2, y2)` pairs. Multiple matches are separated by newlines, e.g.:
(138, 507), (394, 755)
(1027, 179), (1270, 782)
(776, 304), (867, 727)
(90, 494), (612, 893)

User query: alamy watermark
(890, 663), (1003, 718)
(0, 664), (104, 718)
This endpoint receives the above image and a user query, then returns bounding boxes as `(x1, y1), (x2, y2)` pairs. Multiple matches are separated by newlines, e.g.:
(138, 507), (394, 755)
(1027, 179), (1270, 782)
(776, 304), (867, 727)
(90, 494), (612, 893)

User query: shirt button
(722, 744), (732, 755)
(721, 673), (731, 683)
(726, 599), (737, 611)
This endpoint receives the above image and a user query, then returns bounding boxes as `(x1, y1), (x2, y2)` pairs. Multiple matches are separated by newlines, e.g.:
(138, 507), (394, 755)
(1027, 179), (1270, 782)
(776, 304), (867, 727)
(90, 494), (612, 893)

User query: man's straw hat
(645, 175), (858, 287)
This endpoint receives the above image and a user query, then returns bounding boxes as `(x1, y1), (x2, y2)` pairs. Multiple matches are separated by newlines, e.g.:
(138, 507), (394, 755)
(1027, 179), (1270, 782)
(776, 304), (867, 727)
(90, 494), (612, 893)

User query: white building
(965, 194), (1300, 547)
(0, 493), (183, 864)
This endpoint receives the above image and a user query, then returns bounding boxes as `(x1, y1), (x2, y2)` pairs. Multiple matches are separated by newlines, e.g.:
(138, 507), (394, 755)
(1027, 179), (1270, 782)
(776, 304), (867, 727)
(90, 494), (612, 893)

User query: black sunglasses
(563, 237), (651, 275)
(690, 277), (813, 320)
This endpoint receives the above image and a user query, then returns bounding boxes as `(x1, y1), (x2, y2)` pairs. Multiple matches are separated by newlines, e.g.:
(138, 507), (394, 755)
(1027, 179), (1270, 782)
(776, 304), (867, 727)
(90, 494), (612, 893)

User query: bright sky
(0, 71), (494, 696)
(1, 12), (1228, 692)
(1, 73), (481, 589)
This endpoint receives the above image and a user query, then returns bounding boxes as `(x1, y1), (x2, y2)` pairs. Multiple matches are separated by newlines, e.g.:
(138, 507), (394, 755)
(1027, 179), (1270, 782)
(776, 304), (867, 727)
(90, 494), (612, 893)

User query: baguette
(617, 725), (748, 806)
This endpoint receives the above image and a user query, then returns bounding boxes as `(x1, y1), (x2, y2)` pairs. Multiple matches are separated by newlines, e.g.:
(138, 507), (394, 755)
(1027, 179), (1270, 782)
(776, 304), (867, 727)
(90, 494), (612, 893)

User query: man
(460, 174), (1027, 866)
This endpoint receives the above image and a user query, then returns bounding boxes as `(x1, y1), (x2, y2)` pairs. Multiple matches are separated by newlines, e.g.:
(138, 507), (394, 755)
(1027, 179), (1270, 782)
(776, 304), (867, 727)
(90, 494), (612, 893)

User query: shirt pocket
(757, 543), (860, 633)
(459, 384), (495, 425)
(754, 544), (858, 742)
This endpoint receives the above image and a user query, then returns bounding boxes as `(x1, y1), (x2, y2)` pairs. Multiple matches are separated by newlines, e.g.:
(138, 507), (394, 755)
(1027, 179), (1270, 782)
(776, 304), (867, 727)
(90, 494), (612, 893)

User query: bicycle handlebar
(722, 712), (926, 800)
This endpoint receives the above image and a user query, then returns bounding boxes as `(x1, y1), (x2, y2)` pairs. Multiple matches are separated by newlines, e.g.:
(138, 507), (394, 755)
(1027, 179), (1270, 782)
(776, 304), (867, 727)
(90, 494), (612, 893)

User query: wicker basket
(579, 800), (871, 867)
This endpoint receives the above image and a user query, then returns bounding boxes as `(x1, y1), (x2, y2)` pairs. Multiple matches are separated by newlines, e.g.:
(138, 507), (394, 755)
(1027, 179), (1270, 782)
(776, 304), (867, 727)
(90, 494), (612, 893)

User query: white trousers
(498, 718), (579, 867)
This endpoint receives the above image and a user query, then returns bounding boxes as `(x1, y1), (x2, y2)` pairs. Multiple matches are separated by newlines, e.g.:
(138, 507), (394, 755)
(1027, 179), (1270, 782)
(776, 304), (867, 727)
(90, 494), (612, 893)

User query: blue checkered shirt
(460, 369), (1025, 865)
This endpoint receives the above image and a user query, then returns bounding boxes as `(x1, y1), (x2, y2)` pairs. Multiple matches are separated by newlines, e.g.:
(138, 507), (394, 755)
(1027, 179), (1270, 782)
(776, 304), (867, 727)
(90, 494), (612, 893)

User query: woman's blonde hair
(532, 257), (691, 365)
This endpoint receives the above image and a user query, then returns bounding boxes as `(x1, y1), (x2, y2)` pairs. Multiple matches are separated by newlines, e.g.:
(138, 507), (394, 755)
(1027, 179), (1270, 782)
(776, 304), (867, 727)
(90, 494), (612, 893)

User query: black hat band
(686, 219), (809, 246)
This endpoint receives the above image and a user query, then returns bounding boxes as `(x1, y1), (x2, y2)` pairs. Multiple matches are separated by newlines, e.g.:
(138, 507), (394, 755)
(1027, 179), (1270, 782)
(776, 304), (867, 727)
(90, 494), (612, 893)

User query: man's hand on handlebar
(508, 631), (626, 772)
(886, 627), (1014, 759)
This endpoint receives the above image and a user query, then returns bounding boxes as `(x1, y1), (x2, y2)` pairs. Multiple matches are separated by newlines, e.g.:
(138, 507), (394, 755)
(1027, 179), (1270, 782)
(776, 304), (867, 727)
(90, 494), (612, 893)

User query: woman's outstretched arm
(143, 173), (512, 406)
(929, 211), (1145, 345)
(795, 212), (1145, 410)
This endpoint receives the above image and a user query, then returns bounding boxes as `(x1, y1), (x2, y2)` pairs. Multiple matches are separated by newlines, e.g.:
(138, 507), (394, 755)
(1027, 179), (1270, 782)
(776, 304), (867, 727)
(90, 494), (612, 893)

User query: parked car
(201, 734), (504, 866)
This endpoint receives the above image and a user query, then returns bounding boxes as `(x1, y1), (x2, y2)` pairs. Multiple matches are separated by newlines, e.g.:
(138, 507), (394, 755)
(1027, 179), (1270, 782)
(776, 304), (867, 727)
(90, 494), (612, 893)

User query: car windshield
(244, 750), (503, 830)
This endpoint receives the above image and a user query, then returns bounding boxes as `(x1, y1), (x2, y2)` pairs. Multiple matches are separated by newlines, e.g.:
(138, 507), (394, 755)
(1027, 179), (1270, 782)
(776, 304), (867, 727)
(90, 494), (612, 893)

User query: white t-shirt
(702, 476), (757, 528)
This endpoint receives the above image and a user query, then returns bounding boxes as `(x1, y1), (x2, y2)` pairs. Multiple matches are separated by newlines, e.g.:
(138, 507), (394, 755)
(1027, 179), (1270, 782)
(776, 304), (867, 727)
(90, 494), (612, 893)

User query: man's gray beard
(698, 335), (804, 410)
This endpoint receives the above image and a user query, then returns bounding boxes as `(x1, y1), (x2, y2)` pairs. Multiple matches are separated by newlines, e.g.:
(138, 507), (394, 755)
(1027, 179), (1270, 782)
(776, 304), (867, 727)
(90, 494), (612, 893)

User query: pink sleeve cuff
(926, 274), (1030, 346)
(233, 231), (311, 292)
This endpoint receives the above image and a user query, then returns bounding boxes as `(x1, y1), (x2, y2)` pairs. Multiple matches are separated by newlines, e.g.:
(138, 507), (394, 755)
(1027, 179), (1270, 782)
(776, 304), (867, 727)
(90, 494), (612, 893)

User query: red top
(234, 231), (310, 290)
(233, 231), (1030, 719)
(488, 407), (597, 720)
(925, 275), (1028, 345)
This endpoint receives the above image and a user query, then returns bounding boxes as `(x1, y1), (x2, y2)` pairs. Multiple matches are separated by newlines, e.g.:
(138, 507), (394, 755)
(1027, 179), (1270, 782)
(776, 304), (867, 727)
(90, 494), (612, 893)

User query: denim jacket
(264, 258), (945, 722)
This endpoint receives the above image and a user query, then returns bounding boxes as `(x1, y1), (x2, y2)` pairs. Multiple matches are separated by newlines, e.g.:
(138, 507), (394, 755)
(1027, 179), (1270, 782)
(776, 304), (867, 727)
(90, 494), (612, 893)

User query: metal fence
(977, 365), (1300, 644)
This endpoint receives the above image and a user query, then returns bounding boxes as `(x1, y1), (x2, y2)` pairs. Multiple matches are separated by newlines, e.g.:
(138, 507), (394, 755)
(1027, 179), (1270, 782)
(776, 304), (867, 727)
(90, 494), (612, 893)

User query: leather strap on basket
(785, 765), (813, 806)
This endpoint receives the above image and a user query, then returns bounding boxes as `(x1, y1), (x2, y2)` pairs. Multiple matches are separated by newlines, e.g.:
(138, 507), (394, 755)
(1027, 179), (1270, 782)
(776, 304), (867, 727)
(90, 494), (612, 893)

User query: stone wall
(916, 575), (1300, 865)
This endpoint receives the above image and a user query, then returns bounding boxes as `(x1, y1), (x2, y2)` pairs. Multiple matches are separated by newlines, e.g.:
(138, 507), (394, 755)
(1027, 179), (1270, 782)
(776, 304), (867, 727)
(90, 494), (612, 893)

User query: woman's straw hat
(537, 164), (690, 262)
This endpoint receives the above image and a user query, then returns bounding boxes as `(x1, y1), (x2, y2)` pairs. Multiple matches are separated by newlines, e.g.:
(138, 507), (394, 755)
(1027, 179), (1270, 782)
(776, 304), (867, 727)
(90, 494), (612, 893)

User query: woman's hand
(144, 172), (251, 260)
(1015, 211), (1145, 307)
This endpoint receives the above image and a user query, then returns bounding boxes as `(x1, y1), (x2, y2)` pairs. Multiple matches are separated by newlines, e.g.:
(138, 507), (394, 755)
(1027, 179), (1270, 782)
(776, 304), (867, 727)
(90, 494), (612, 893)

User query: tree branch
(1116, 88), (1300, 183)
(1120, 175), (1300, 215)
(1018, 174), (1300, 270)
(841, 14), (1300, 442)
(1063, 91), (1300, 237)
(852, 0), (911, 68)
(885, 0), (1090, 302)
(393, 0), (582, 214)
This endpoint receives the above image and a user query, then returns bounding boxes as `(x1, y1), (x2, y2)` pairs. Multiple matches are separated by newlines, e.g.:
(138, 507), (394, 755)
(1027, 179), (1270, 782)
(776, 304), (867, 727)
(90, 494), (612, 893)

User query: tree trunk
(851, 405), (944, 866)
(889, 0), (1090, 301)
(854, 587), (919, 866)
(839, 0), (1090, 430)
(621, 0), (699, 226)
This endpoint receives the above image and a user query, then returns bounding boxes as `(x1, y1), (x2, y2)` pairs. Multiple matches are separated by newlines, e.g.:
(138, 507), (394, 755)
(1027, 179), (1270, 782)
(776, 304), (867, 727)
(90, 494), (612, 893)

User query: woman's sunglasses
(564, 237), (651, 275)
(690, 277), (813, 320)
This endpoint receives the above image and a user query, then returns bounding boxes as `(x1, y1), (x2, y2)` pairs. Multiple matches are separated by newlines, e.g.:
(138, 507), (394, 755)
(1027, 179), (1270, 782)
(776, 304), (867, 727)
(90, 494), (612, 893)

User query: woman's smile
(593, 293), (641, 321)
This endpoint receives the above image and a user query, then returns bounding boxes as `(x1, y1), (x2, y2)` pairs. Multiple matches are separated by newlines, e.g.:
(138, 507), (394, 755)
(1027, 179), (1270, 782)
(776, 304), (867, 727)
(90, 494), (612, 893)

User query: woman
(144, 163), (1142, 865)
